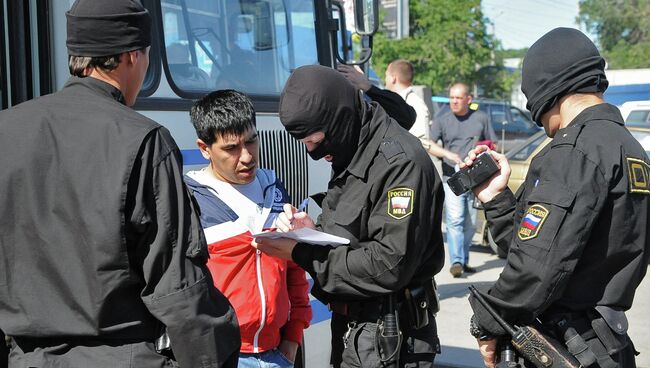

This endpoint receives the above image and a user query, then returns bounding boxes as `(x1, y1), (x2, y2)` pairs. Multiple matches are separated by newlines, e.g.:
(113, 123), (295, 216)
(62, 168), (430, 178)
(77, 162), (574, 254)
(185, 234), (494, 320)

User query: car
(620, 100), (650, 123)
(431, 97), (542, 154)
(474, 123), (650, 258)
(472, 99), (542, 154)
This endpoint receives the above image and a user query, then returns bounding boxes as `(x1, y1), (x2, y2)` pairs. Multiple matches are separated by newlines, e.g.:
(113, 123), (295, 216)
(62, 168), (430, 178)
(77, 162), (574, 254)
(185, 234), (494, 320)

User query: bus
(1, 1), (379, 366)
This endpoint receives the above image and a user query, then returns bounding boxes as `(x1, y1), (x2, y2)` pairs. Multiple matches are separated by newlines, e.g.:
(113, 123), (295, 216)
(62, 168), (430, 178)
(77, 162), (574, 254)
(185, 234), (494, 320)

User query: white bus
(1, 1), (378, 366)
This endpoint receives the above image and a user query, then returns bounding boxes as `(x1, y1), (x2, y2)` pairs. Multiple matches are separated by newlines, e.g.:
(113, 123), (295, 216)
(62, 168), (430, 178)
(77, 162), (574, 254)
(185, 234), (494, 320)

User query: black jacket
(292, 102), (445, 303)
(472, 103), (650, 335)
(0, 77), (240, 367)
(365, 85), (416, 130)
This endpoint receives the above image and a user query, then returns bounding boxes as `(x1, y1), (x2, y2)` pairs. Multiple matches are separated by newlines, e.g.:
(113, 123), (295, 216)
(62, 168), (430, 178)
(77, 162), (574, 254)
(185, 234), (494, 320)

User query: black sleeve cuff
(291, 242), (332, 276)
(468, 293), (508, 337)
(365, 85), (380, 97)
(482, 188), (516, 215)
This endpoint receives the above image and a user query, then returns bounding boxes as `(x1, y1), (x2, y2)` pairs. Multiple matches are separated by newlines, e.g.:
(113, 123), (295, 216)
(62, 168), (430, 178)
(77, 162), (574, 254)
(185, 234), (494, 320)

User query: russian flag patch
(518, 204), (549, 240)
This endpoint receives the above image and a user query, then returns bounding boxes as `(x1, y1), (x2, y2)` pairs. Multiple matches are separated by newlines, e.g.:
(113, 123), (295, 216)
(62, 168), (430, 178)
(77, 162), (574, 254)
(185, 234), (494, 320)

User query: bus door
(0, 0), (53, 110)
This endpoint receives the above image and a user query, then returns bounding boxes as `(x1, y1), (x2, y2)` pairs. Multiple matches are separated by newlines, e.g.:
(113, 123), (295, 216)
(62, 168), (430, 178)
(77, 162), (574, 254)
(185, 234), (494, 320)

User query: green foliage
(496, 48), (527, 59)
(578, 0), (650, 68)
(372, 0), (498, 96)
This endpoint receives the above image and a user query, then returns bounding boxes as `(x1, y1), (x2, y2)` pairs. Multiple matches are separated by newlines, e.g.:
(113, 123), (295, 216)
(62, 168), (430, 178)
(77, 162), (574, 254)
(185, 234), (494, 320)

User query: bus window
(0, 3), (6, 109)
(161, 0), (318, 97)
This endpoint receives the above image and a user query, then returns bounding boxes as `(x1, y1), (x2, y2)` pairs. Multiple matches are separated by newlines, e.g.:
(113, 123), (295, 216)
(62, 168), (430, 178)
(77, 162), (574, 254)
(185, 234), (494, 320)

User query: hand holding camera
(448, 146), (511, 203)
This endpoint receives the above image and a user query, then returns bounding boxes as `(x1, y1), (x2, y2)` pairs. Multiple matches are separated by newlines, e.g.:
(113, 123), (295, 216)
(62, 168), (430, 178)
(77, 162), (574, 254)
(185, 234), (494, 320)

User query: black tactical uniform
(280, 65), (445, 368)
(469, 28), (649, 368)
(474, 105), (649, 366)
(0, 76), (240, 367)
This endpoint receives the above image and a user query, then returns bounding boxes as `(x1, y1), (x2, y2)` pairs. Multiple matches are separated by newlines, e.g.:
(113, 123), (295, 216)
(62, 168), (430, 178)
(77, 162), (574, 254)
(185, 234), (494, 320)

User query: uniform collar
(567, 103), (623, 128)
(64, 76), (127, 105)
(336, 102), (389, 180)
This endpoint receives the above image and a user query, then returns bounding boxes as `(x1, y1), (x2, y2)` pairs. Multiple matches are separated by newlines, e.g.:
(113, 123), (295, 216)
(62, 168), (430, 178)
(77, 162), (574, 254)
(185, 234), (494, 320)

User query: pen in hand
(297, 198), (309, 213)
(288, 198), (309, 229)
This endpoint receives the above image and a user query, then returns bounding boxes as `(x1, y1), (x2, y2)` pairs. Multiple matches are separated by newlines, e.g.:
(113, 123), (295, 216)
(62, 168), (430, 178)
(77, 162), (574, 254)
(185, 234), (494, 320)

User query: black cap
(521, 27), (608, 125)
(66, 0), (151, 57)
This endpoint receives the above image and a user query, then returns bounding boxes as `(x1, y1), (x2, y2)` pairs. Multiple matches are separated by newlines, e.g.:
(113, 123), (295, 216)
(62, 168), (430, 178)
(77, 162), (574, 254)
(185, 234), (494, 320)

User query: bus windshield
(161, 0), (318, 96)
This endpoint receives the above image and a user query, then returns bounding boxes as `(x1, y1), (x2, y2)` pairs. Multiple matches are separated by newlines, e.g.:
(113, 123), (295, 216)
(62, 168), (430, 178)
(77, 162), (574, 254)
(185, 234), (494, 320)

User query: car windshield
(508, 132), (547, 161)
(626, 110), (650, 124)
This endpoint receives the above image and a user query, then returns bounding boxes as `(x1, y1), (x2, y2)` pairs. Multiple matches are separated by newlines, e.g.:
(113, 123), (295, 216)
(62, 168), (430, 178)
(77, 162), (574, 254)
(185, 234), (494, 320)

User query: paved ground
(435, 245), (650, 368)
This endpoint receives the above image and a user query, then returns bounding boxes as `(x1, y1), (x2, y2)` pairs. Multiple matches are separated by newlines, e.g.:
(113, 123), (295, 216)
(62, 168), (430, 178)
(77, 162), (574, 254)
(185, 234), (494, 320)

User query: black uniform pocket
(517, 182), (575, 251)
(341, 322), (381, 368)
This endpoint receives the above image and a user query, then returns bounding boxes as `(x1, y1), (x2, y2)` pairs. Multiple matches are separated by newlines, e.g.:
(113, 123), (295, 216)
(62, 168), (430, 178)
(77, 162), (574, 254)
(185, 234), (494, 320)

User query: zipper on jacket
(252, 249), (266, 352)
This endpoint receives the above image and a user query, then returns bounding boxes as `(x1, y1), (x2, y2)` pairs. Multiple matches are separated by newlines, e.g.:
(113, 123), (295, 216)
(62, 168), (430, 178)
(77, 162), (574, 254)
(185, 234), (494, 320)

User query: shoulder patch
(626, 157), (650, 194)
(518, 204), (549, 240)
(387, 187), (414, 219)
(380, 139), (405, 162)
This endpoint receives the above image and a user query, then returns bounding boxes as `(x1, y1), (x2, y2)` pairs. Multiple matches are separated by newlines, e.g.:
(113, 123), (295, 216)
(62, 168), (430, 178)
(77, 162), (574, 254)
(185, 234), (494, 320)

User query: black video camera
(447, 153), (499, 196)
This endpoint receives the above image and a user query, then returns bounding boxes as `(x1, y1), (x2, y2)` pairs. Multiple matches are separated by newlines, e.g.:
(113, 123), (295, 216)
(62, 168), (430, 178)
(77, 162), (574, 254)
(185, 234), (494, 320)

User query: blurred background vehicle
(474, 123), (650, 258)
(472, 99), (541, 153)
(621, 100), (650, 124)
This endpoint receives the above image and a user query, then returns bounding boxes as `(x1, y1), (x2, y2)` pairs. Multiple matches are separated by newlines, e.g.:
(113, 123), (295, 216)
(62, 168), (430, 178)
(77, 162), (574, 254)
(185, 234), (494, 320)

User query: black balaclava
(521, 27), (608, 125)
(279, 65), (362, 170)
(66, 0), (151, 57)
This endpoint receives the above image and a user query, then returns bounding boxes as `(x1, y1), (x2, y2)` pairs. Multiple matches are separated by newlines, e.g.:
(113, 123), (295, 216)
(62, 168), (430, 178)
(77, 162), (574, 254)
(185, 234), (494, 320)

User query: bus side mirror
(354, 0), (379, 35)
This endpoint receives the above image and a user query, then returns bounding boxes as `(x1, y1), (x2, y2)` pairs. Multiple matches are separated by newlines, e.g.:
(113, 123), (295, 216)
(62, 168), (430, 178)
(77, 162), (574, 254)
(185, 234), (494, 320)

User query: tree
(372, 0), (503, 97)
(578, 0), (650, 68)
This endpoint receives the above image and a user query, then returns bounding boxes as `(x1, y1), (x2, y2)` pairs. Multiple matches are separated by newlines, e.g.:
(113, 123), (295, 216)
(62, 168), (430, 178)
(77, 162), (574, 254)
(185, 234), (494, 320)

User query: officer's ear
(125, 50), (140, 67)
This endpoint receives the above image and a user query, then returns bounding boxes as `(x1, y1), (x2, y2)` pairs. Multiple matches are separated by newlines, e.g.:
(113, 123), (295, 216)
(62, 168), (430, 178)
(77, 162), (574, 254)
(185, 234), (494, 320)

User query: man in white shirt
(384, 59), (432, 145)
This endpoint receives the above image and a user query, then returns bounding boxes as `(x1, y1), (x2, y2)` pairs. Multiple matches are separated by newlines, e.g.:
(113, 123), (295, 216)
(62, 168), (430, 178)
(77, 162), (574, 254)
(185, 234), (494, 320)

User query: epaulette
(551, 123), (584, 148)
(379, 139), (405, 163)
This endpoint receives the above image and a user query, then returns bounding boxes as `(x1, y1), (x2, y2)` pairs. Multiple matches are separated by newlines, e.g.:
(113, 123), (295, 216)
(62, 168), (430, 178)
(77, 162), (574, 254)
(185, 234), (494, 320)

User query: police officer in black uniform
(465, 28), (649, 368)
(0, 1), (239, 367)
(253, 65), (445, 368)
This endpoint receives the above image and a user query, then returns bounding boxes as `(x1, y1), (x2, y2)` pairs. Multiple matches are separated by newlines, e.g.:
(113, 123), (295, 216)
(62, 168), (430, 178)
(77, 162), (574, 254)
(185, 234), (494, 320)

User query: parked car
(431, 97), (542, 154)
(620, 100), (650, 123)
(472, 99), (542, 154)
(475, 123), (650, 258)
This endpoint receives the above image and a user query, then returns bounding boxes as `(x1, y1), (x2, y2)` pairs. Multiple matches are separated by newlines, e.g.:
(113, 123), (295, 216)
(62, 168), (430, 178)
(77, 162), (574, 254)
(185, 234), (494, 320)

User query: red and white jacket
(184, 169), (312, 353)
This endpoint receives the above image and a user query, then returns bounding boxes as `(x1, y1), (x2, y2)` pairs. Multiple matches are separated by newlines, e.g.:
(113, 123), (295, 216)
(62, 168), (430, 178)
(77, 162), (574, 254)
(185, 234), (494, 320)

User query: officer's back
(0, 1), (240, 367)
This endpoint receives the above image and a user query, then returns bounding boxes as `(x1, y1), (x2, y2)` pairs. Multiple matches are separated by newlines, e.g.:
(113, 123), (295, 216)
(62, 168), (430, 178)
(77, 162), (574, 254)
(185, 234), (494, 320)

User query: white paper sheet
(252, 227), (349, 246)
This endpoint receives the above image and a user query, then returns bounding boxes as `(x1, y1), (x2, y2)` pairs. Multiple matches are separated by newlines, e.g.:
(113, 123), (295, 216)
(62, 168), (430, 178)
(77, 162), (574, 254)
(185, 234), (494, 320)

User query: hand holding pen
(277, 198), (316, 232)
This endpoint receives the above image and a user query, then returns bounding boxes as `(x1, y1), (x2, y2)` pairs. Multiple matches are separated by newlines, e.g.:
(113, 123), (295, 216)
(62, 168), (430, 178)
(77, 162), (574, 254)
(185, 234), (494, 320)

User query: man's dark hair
(68, 54), (122, 77)
(190, 89), (256, 145)
(68, 48), (148, 77)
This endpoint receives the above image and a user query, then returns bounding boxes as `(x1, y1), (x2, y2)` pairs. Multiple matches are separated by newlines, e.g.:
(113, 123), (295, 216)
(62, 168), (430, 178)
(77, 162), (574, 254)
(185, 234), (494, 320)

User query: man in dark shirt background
(429, 83), (497, 278)
(0, 1), (239, 367)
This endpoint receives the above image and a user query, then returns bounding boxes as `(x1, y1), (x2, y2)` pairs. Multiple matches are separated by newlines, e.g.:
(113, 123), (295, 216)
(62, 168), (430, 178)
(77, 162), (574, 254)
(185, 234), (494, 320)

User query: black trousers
(330, 311), (439, 368)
